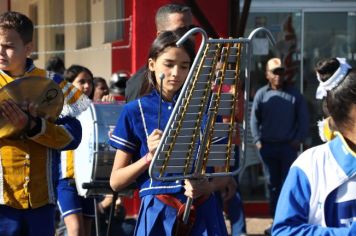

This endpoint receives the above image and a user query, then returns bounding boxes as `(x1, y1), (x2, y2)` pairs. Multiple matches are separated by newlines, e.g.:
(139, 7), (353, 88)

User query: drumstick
(158, 73), (165, 129)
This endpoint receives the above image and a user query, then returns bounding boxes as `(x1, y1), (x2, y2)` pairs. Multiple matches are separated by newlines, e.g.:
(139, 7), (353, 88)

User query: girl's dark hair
(315, 58), (340, 82)
(93, 77), (108, 88)
(64, 64), (94, 99)
(63, 64), (93, 83)
(140, 28), (195, 96)
(315, 58), (356, 130)
(93, 77), (110, 99)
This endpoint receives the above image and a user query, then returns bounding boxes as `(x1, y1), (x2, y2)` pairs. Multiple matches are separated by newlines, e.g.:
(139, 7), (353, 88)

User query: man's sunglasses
(184, 24), (197, 31)
(270, 67), (285, 75)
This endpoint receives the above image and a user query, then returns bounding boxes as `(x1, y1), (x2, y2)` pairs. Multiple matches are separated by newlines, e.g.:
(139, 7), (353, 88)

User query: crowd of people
(0, 3), (355, 236)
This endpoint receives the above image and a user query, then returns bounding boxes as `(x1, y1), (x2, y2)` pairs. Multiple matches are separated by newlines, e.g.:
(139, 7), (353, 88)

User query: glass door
(303, 11), (356, 146)
(243, 12), (302, 201)
(245, 12), (302, 99)
(241, 1), (356, 210)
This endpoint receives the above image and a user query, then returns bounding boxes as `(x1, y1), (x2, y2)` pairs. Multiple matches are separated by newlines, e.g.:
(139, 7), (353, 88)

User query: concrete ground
(55, 216), (273, 236)
(245, 217), (273, 235)
(226, 217), (273, 236)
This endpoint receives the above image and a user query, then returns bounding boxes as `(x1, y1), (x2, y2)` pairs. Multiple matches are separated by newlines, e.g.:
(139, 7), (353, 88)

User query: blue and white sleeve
(250, 90), (262, 144)
(273, 166), (351, 236)
(109, 106), (138, 154)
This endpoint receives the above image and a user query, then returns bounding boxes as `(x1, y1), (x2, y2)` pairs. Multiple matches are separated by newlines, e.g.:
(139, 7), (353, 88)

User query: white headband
(315, 57), (352, 99)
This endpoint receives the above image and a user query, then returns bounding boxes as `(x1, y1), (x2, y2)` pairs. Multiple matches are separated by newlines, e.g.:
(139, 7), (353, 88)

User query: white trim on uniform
(0, 153), (4, 204)
(138, 99), (149, 138)
(60, 152), (68, 179)
(110, 134), (136, 150)
(139, 183), (183, 194)
(47, 149), (55, 204)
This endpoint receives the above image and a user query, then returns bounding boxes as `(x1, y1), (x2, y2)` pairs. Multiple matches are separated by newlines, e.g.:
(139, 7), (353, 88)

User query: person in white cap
(250, 57), (309, 235)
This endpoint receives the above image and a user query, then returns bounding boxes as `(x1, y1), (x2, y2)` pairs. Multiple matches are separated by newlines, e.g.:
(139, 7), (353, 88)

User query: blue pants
(227, 190), (246, 235)
(259, 142), (298, 217)
(218, 190), (246, 236)
(217, 145), (246, 236)
(0, 204), (55, 236)
(57, 178), (95, 218)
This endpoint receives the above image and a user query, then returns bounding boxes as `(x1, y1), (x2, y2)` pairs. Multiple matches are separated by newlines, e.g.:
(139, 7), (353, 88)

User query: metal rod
(182, 111), (215, 224)
(106, 192), (119, 236)
(182, 197), (193, 224)
(94, 198), (100, 236)
(158, 73), (164, 129)
(247, 27), (276, 45)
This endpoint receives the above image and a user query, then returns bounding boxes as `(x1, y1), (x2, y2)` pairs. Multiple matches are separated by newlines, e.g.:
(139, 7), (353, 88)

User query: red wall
(112, 0), (229, 76)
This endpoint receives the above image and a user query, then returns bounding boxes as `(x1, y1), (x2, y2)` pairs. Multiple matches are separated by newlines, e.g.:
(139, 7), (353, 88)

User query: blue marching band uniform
(109, 89), (228, 235)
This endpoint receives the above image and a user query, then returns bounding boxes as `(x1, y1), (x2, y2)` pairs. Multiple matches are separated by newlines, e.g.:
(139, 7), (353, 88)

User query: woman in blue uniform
(272, 58), (356, 235)
(109, 29), (229, 236)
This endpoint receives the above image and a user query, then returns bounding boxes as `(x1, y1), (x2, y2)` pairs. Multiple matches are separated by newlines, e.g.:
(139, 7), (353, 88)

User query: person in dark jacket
(125, 3), (193, 102)
(250, 57), (309, 234)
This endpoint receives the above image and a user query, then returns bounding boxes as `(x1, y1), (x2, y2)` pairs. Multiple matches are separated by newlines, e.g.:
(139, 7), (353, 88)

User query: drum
(74, 102), (124, 197)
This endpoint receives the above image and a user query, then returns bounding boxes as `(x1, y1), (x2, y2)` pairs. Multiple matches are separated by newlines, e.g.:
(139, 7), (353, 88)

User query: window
(245, 10), (356, 147)
(52, 0), (64, 53)
(76, 0), (91, 48)
(245, 12), (302, 95)
(303, 11), (356, 145)
(104, 0), (124, 43)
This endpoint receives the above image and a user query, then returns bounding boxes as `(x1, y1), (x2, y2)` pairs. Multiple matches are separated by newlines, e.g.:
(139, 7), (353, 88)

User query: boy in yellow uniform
(0, 11), (88, 236)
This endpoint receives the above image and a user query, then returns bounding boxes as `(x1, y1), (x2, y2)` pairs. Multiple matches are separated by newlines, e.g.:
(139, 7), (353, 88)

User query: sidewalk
(246, 217), (273, 235)
(226, 217), (273, 236)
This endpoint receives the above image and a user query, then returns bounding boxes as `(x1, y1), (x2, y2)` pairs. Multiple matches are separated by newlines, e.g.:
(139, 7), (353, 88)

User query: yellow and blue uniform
(0, 59), (87, 236)
(0, 117), (81, 209)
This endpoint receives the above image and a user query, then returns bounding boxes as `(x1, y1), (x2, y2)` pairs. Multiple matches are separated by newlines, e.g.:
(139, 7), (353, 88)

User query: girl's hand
(184, 175), (212, 199)
(101, 94), (115, 102)
(146, 129), (163, 161)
